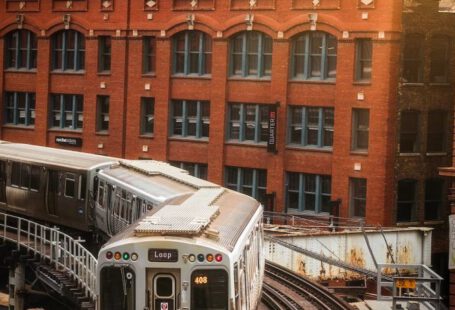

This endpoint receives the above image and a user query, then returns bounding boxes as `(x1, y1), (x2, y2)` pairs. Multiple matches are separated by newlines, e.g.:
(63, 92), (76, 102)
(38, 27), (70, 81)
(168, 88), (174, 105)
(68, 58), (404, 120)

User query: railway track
(263, 260), (353, 310)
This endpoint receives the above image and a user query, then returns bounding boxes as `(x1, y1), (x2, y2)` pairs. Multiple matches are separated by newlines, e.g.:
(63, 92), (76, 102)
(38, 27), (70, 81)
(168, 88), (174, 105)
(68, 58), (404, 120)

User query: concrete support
(8, 262), (25, 310)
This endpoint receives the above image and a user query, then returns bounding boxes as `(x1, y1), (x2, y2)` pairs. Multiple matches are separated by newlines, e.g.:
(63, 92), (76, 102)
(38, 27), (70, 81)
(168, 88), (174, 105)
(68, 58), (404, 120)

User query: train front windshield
(100, 266), (135, 310)
(191, 269), (228, 310)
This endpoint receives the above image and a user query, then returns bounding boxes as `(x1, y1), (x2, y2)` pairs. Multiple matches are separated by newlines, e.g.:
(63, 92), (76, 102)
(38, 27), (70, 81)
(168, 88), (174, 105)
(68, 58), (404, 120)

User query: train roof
(0, 142), (117, 170)
(105, 163), (262, 252)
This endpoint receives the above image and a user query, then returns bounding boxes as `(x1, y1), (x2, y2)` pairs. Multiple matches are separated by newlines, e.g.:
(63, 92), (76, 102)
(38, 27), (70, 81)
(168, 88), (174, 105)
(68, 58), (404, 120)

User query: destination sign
(148, 249), (178, 262)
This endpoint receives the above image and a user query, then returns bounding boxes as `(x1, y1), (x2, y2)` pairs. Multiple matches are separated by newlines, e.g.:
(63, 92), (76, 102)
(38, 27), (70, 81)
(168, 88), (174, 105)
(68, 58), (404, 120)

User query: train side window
(11, 162), (21, 187)
(30, 166), (40, 191)
(20, 164), (30, 188)
(98, 181), (105, 207)
(64, 174), (76, 198)
(78, 175), (86, 200)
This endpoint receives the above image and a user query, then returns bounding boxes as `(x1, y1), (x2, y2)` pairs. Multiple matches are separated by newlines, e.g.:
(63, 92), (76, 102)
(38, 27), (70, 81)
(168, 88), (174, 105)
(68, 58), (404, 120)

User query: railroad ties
(263, 260), (353, 310)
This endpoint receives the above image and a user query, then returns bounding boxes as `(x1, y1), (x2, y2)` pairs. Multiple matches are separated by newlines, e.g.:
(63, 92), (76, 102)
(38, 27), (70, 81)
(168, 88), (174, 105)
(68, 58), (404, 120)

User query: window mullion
(196, 101), (201, 138)
(318, 108), (323, 147)
(252, 169), (258, 200)
(13, 92), (18, 125)
(304, 34), (310, 79)
(242, 34), (248, 77)
(62, 32), (67, 71)
(237, 168), (242, 192)
(25, 93), (30, 126)
(315, 175), (321, 213)
(26, 31), (31, 69)
(290, 39), (296, 78)
(60, 95), (64, 128)
(74, 32), (79, 70)
(15, 31), (20, 69)
(184, 33), (190, 75)
(299, 174), (304, 211)
(254, 105), (260, 143)
(182, 100), (188, 137)
(239, 104), (245, 141)
(198, 33), (204, 75)
(302, 107), (307, 146)
(72, 95), (77, 129)
(321, 34), (327, 80)
(258, 34), (263, 78)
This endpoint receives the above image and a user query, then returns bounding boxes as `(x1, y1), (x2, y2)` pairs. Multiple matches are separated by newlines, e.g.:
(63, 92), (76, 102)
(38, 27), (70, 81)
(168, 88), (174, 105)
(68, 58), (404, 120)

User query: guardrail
(0, 212), (97, 300)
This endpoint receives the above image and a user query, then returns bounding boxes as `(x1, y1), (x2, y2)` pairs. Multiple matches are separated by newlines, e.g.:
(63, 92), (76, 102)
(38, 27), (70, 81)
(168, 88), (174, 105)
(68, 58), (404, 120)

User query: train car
(96, 162), (264, 310)
(0, 142), (116, 231)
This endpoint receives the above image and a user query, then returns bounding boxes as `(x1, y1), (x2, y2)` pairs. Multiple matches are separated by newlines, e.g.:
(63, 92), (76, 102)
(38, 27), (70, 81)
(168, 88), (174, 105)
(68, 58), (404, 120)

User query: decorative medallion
(191, 0), (198, 8)
(102, 0), (112, 8)
(249, 0), (257, 8)
(19, 1), (26, 9)
(66, 0), (73, 8)
(146, 0), (157, 8)
(360, 0), (373, 5)
(312, 0), (320, 6)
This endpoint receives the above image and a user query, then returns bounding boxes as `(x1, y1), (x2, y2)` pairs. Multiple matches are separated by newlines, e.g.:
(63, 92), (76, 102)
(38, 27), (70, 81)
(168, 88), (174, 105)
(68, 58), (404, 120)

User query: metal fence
(0, 212), (97, 300)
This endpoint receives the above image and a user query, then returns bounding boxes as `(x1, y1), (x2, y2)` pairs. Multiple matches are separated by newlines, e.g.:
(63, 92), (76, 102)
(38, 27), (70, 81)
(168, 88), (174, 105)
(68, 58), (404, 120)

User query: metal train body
(96, 162), (264, 310)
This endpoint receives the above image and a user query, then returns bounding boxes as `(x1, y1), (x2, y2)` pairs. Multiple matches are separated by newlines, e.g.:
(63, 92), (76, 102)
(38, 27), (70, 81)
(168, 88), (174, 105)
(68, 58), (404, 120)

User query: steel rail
(265, 260), (353, 310)
(262, 282), (301, 310)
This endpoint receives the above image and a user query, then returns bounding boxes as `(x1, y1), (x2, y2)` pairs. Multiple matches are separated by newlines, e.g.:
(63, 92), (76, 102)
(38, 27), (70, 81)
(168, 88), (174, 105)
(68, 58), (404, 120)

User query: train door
(46, 170), (58, 216)
(94, 180), (109, 233)
(0, 161), (6, 204)
(146, 269), (180, 310)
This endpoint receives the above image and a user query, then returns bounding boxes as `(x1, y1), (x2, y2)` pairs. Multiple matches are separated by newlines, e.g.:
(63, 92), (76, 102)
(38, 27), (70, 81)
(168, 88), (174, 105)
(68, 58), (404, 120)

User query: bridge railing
(0, 212), (97, 301)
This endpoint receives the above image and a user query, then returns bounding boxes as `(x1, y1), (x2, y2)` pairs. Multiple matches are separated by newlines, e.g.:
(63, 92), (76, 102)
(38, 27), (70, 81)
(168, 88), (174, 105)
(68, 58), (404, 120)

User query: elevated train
(0, 142), (265, 309)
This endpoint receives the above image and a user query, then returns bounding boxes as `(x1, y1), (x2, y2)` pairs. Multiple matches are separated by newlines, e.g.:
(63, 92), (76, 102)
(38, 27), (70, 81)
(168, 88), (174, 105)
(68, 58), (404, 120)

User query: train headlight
(122, 252), (130, 260)
(131, 253), (138, 261)
(114, 252), (122, 260)
(188, 254), (196, 263)
(215, 254), (223, 262)
(106, 251), (113, 260)
(206, 254), (214, 262)
(197, 254), (205, 262)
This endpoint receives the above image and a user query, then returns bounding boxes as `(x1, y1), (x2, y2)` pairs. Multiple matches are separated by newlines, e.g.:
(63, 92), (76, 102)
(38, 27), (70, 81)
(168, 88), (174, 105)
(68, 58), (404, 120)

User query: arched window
(5, 30), (37, 70)
(291, 31), (337, 81)
(230, 31), (272, 78)
(430, 35), (451, 83)
(402, 33), (424, 83)
(51, 30), (85, 71)
(172, 31), (212, 76)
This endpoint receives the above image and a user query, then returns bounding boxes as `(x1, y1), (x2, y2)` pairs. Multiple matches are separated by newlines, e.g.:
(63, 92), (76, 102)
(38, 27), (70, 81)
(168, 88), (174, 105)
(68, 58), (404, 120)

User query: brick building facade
(0, 0), (453, 298)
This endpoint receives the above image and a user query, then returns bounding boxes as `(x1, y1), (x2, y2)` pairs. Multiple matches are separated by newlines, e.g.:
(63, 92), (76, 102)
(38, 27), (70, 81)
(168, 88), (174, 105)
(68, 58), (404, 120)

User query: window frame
(140, 97), (155, 136)
(396, 179), (417, 223)
(427, 110), (446, 153)
(5, 29), (37, 70)
(96, 95), (110, 132)
(51, 30), (85, 72)
(290, 31), (338, 81)
(355, 38), (372, 82)
(4, 92), (36, 127)
(225, 166), (267, 205)
(227, 103), (269, 144)
(350, 177), (367, 218)
(142, 36), (156, 75)
(49, 94), (84, 130)
(170, 161), (208, 180)
(98, 36), (111, 73)
(229, 31), (272, 79)
(402, 33), (424, 83)
(424, 178), (444, 221)
(399, 110), (420, 153)
(172, 31), (212, 76)
(285, 172), (332, 213)
(430, 35), (451, 83)
(351, 108), (369, 152)
(170, 100), (210, 139)
(287, 106), (334, 149)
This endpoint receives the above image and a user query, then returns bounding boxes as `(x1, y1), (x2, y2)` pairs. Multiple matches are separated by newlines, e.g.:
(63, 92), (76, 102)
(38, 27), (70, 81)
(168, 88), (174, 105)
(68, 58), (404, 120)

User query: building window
(430, 35), (451, 83)
(51, 30), (85, 71)
(5, 30), (37, 70)
(96, 96), (109, 132)
(425, 179), (444, 221)
(355, 39), (372, 81)
(350, 178), (367, 218)
(4, 92), (35, 126)
(170, 100), (210, 139)
(173, 31), (212, 76)
(228, 103), (269, 143)
(399, 110), (419, 153)
(225, 166), (267, 205)
(98, 36), (111, 72)
(291, 31), (337, 81)
(351, 109), (369, 152)
(286, 172), (331, 213)
(170, 162), (208, 180)
(397, 179), (417, 222)
(230, 31), (272, 78)
(140, 97), (154, 135)
(288, 106), (334, 148)
(50, 94), (83, 130)
(403, 34), (424, 83)
(142, 36), (156, 74)
(427, 110), (446, 153)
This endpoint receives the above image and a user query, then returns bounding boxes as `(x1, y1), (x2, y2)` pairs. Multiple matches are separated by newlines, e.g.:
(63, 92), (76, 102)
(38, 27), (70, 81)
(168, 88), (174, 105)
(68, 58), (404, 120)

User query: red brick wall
(0, 0), (403, 226)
